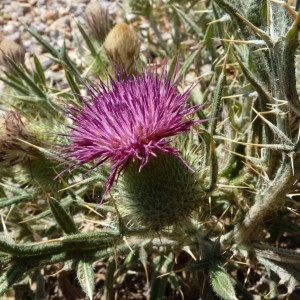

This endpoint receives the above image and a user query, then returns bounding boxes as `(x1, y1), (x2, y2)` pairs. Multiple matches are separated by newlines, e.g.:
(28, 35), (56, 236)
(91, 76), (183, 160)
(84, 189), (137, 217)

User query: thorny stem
(234, 155), (300, 245)
(0, 230), (182, 258)
(253, 242), (300, 264)
(0, 235), (181, 296)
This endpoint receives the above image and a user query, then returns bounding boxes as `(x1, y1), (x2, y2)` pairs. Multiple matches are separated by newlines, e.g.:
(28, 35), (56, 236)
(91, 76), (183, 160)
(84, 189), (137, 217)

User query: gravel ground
(0, 0), (123, 82)
(1, 0), (90, 52)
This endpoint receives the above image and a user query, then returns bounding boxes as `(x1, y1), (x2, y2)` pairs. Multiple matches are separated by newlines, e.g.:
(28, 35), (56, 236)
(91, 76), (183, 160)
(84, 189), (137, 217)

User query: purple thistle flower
(61, 65), (206, 201)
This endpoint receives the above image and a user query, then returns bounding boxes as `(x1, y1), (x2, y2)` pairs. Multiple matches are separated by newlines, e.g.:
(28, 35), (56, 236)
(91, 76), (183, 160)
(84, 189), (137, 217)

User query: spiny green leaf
(0, 194), (31, 209)
(232, 48), (272, 106)
(77, 22), (97, 57)
(48, 197), (78, 234)
(76, 22), (106, 75)
(0, 262), (27, 296)
(203, 23), (217, 58)
(77, 260), (95, 300)
(65, 70), (81, 101)
(33, 54), (46, 86)
(209, 263), (237, 300)
(257, 256), (300, 295)
(26, 26), (60, 58)
(209, 69), (226, 135)
(138, 246), (150, 287)
(179, 49), (200, 79)
(150, 252), (174, 300)
(0, 75), (30, 95)
(0, 182), (31, 195)
(61, 41), (83, 83)
(172, 4), (202, 33)
(5, 56), (47, 100)
(102, 257), (116, 300)
(282, 22), (300, 112)
(187, 258), (212, 271)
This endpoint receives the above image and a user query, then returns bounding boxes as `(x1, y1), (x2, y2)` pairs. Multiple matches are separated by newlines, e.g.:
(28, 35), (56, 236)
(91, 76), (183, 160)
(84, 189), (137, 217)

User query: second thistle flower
(61, 64), (207, 229)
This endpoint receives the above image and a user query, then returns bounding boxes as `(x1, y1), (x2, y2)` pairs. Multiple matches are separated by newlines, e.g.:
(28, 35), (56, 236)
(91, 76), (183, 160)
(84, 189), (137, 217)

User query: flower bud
(84, 1), (111, 43)
(0, 111), (67, 191)
(0, 38), (25, 71)
(103, 23), (140, 73)
(0, 111), (35, 167)
(115, 152), (206, 230)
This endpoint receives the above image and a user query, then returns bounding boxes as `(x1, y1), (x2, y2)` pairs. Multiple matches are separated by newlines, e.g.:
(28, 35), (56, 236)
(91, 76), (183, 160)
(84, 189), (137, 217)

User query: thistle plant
(59, 65), (208, 229)
(1, 0), (300, 299)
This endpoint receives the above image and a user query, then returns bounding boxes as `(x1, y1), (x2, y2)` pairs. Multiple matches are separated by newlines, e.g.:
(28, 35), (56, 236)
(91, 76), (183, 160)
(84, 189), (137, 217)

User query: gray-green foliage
(1, 0), (300, 298)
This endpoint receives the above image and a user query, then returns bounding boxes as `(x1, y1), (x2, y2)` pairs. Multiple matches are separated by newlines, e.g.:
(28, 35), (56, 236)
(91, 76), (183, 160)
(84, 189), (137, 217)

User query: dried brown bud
(84, 1), (111, 42)
(0, 111), (35, 167)
(103, 23), (140, 73)
(0, 38), (25, 71)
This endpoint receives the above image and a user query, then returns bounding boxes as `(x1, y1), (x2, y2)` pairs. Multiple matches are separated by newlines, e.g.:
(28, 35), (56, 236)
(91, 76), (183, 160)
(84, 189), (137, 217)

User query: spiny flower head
(0, 111), (34, 167)
(61, 64), (206, 201)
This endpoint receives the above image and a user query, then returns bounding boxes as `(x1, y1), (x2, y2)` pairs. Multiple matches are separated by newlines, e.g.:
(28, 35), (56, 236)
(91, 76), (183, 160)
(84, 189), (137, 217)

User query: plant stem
(234, 155), (300, 245)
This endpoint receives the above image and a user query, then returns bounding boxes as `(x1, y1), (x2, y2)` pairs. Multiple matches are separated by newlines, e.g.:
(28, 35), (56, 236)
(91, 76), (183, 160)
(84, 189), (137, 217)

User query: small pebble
(0, 0), (119, 85)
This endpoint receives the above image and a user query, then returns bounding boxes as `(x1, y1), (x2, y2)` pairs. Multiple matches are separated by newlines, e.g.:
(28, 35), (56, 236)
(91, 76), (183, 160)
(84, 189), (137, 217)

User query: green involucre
(116, 152), (206, 230)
